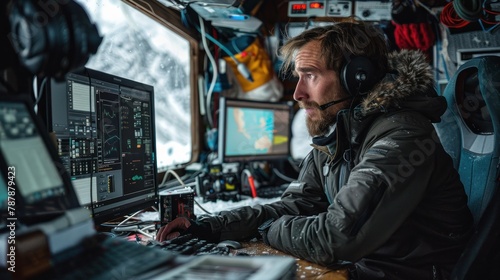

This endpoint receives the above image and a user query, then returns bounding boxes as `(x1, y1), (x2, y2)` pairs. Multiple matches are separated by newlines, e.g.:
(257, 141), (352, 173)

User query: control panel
(288, 1), (353, 18)
(327, 1), (353, 17)
(288, 1), (392, 21)
(354, 1), (392, 21)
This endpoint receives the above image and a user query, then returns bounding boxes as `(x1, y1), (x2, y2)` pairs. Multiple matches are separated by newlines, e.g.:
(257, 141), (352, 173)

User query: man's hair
(279, 21), (389, 77)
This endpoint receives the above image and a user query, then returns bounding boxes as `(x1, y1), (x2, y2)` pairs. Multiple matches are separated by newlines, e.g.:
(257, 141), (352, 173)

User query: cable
(199, 15), (218, 129)
(440, 1), (500, 32)
(440, 2), (470, 28)
(345, 84), (363, 171)
(195, 29), (245, 64)
(32, 76), (47, 113)
(137, 228), (154, 239)
(453, 0), (482, 22)
(272, 167), (296, 183)
(478, 19), (500, 32)
(159, 169), (188, 188)
(478, 1), (500, 32)
(100, 220), (151, 228)
(35, 77), (48, 109)
(242, 169), (257, 198)
(194, 199), (212, 214)
(114, 209), (144, 228)
(183, 5), (254, 82)
(110, 223), (156, 239)
(484, 6), (500, 16)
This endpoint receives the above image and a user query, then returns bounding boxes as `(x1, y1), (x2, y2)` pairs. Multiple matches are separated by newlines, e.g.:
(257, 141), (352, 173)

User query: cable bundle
(440, 1), (471, 28)
(453, 0), (483, 21)
(440, 0), (500, 30)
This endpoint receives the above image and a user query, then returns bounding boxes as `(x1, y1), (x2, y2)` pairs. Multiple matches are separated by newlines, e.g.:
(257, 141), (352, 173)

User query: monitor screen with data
(218, 97), (293, 163)
(43, 68), (157, 224)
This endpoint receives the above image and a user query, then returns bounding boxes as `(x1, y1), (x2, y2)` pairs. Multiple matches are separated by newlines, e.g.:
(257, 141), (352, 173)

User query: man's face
(292, 40), (351, 136)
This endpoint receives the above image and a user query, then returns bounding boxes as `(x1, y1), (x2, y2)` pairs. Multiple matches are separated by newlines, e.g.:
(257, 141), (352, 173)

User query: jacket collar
(361, 50), (437, 115)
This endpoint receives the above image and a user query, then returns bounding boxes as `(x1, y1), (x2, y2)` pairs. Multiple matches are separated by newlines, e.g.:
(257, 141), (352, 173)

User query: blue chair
(435, 56), (500, 224)
(434, 56), (500, 279)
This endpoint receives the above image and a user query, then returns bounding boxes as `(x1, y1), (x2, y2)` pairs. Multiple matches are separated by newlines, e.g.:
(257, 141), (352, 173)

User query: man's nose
(293, 80), (307, 101)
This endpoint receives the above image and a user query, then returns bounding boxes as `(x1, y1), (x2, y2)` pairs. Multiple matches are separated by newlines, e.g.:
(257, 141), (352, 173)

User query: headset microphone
(318, 96), (353, 111)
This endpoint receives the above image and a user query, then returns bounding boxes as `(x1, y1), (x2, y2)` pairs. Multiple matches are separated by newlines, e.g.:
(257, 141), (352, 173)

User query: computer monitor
(42, 68), (157, 225)
(218, 97), (294, 164)
(0, 95), (80, 230)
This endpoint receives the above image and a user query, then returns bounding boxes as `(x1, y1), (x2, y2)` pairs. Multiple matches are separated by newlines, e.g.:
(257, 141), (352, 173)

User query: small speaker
(340, 56), (379, 96)
(8, 0), (102, 79)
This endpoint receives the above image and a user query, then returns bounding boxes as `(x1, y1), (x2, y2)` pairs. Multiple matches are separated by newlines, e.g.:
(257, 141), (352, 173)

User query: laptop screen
(0, 95), (80, 230)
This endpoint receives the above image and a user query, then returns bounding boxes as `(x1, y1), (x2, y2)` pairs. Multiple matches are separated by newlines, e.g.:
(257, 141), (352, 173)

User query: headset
(338, 56), (382, 171)
(340, 56), (380, 97)
(8, 0), (102, 80)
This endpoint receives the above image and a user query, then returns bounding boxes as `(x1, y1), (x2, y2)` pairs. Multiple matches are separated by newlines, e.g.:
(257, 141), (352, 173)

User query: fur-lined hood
(360, 50), (444, 122)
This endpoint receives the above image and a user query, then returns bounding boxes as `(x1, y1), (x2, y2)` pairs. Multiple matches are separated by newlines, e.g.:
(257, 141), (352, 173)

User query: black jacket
(200, 50), (473, 279)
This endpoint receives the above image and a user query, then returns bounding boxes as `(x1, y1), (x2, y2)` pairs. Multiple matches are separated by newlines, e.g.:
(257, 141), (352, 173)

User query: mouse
(217, 240), (242, 249)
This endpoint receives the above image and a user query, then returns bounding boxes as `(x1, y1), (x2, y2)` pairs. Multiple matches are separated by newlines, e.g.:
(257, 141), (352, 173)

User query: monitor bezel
(218, 97), (294, 164)
(42, 68), (159, 225)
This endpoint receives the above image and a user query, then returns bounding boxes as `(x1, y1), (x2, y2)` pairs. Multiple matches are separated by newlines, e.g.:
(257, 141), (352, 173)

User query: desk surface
(238, 240), (349, 280)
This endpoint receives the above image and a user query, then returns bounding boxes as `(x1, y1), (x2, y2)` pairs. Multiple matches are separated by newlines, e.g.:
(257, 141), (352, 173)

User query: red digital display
(310, 2), (324, 9)
(291, 3), (307, 14)
(292, 4), (307, 11)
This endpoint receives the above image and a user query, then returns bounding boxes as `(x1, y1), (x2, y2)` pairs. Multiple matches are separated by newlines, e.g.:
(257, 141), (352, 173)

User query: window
(75, 0), (200, 171)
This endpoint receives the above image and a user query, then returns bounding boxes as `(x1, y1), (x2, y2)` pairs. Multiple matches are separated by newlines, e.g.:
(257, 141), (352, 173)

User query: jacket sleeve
(266, 113), (438, 266)
(198, 153), (331, 241)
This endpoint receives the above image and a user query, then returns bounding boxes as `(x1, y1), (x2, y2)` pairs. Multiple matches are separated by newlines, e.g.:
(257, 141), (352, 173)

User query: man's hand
(156, 217), (191, 242)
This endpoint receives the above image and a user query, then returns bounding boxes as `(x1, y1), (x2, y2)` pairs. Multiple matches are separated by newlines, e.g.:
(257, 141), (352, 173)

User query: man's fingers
(156, 217), (192, 242)
(156, 225), (167, 241)
(166, 232), (181, 240)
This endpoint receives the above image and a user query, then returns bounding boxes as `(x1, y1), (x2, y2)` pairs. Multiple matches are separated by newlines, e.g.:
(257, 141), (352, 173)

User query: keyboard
(256, 184), (289, 198)
(150, 233), (232, 256)
(40, 234), (176, 280)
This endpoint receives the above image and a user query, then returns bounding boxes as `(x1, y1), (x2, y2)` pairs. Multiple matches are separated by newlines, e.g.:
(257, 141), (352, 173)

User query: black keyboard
(256, 184), (289, 198)
(151, 233), (231, 256)
(41, 234), (176, 280)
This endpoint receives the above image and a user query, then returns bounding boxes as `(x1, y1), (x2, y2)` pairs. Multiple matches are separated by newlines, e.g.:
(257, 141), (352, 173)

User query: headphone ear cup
(58, 1), (101, 78)
(9, 0), (71, 78)
(44, 5), (73, 78)
(341, 56), (378, 96)
(8, 0), (101, 79)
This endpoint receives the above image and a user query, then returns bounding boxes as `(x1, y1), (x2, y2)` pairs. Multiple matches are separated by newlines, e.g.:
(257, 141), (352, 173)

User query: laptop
(0, 94), (297, 279)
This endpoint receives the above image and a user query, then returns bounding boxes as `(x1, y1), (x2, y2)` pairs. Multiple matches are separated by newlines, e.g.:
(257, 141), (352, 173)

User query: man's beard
(302, 101), (337, 136)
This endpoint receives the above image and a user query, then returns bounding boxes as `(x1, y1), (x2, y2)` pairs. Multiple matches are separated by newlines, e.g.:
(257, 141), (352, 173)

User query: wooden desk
(238, 240), (349, 280)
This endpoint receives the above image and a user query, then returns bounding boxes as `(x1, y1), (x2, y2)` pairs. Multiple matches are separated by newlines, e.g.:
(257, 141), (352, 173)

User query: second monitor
(218, 97), (294, 164)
